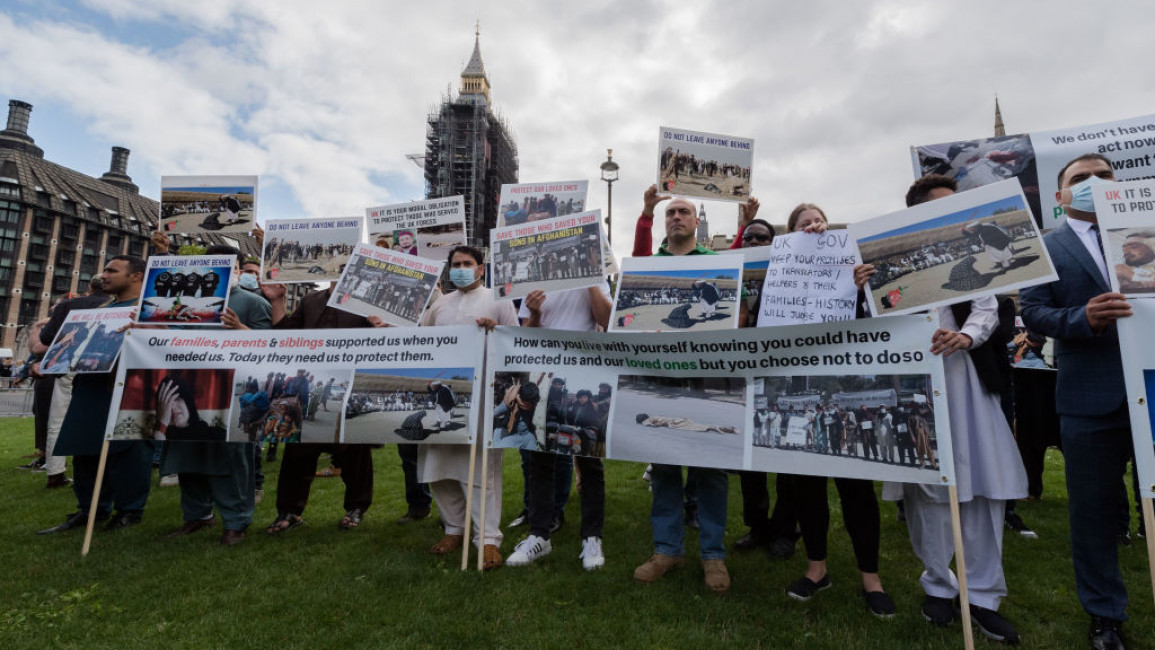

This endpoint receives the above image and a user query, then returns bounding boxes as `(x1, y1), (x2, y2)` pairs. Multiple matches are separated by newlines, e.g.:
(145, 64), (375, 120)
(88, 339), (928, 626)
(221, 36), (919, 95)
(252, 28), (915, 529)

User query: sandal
(339, 508), (364, 530)
(265, 513), (303, 535)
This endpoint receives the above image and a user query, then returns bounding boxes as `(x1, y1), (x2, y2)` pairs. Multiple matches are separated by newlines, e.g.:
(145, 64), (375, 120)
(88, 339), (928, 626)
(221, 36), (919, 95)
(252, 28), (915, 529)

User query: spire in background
(994, 94), (1005, 137)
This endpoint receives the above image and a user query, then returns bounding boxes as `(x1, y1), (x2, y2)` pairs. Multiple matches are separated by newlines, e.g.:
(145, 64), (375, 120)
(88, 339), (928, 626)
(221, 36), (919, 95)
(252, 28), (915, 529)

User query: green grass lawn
(1, 417), (1152, 649)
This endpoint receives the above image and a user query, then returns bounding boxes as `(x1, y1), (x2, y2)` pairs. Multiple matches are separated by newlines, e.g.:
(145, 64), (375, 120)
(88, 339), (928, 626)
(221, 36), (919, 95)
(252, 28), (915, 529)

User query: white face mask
(239, 273), (260, 291)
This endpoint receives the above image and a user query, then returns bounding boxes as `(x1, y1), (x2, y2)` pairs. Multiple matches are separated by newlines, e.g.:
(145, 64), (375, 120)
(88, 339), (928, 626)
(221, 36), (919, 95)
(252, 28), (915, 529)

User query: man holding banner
(630, 188), (731, 593)
(1021, 154), (1132, 650)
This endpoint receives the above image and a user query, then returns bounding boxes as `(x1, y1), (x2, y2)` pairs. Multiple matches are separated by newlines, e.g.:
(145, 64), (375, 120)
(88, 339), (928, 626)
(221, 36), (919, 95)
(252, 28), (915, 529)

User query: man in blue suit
(1020, 153), (1133, 650)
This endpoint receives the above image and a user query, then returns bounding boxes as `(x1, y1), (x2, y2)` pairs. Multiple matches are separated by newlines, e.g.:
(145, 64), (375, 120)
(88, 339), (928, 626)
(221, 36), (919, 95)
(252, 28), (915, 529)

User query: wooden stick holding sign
(1144, 497), (1155, 609)
(476, 432), (491, 572)
(948, 485), (975, 650)
(81, 439), (111, 556)
(460, 435), (477, 571)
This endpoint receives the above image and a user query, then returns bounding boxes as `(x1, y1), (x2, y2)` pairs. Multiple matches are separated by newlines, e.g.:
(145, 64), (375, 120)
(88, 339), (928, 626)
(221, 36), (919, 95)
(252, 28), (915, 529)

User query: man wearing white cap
(1115, 232), (1155, 292)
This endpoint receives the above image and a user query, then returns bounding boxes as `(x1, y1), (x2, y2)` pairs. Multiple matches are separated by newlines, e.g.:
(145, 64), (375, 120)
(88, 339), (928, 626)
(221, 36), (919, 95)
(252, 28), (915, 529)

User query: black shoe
(548, 511), (565, 534)
(1004, 512), (1038, 539)
(863, 590), (897, 619)
(684, 506), (700, 530)
(36, 511), (87, 535)
(970, 604), (1020, 644)
(508, 509), (529, 528)
(104, 511), (142, 531)
(921, 595), (958, 627)
(768, 536), (796, 559)
(733, 532), (768, 551)
(395, 507), (431, 524)
(1117, 530), (1131, 546)
(1089, 616), (1125, 650)
(786, 574), (831, 601)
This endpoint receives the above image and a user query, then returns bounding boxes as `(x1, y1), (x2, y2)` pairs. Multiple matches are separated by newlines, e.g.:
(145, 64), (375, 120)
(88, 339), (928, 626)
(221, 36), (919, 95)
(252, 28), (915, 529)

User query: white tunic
(417, 286), (518, 485)
(885, 296), (1028, 503)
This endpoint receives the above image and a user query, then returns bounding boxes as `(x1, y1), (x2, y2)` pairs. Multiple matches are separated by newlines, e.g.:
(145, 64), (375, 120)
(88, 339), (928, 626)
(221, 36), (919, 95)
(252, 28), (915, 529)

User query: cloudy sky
(2, 0), (1153, 258)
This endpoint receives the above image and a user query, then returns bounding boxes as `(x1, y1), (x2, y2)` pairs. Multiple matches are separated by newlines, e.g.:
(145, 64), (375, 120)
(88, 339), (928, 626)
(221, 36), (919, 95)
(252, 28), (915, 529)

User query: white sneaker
(507, 534), (551, 566)
(159, 474), (179, 487)
(580, 536), (605, 571)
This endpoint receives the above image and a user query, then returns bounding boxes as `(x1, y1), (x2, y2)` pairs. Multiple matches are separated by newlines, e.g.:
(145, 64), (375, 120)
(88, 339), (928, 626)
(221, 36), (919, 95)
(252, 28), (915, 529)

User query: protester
(630, 185), (731, 593)
(419, 245), (517, 570)
(38, 256), (152, 534)
(879, 174), (1027, 643)
(1021, 153), (1133, 650)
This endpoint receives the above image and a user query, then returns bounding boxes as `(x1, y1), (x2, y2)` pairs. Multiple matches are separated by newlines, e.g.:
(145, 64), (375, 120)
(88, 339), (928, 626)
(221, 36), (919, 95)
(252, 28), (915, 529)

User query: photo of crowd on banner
(260, 217), (361, 283)
(609, 375), (744, 469)
(159, 175), (258, 235)
(39, 308), (133, 375)
(332, 252), (437, 325)
(490, 371), (612, 457)
(752, 374), (939, 470)
(343, 368), (473, 444)
(657, 127), (753, 202)
(228, 369), (351, 444)
(491, 223), (604, 298)
(501, 194), (585, 225)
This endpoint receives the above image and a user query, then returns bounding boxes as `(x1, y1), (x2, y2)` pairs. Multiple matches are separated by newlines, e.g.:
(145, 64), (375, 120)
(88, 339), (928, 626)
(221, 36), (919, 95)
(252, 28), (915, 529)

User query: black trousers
(72, 441), (154, 516)
(795, 475), (880, 573)
(527, 451), (604, 540)
(739, 471), (800, 541)
(397, 443), (431, 509)
(275, 444), (373, 516)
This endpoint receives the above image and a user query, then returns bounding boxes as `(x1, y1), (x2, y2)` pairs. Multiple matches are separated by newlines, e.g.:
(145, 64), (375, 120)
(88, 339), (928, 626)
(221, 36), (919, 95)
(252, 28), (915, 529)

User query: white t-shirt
(517, 282), (611, 332)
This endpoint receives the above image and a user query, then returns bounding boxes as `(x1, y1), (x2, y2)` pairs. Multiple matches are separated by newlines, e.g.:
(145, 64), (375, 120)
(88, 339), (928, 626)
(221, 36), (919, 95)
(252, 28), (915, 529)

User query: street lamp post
(599, 149), (619, 244)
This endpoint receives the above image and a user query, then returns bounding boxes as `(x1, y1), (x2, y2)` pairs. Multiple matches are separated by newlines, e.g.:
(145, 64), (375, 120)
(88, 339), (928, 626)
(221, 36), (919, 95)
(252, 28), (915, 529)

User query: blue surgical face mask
(239, 273), (259, 291)
(449, 267), (476, 288)
(1067, 175), (1109, 213)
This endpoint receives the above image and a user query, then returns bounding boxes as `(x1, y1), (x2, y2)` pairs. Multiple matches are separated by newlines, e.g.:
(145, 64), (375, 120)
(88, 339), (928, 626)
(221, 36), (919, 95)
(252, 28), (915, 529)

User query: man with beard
(1115, 232), (1155, 292)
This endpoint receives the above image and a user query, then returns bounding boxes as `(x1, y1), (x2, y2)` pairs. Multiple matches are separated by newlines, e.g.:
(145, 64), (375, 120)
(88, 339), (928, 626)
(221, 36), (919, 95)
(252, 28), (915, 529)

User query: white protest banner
(1093, 179), (1155, 296)
(497, 180), (588, 228)
(366, 196), (466, 262)
(658, 126), (753, 203)
(610, 254), (742, 332)
(1034, 115), (1155, 227)
(160, 175), (258, 235)
(327, 244), (444, 326)
(490, 210), (605, 300)
(1116, 300), (1155, 497)
(485, 315), (954, 485)
(261, 217), (362, 283)
(911, 114), (1155, 229)
(139, 255), (234, 326)
(758, 231), (857, 326)
(106, 325), (484, 447)
(40, 307), (134, 374)
(849, 178), (1055, 317)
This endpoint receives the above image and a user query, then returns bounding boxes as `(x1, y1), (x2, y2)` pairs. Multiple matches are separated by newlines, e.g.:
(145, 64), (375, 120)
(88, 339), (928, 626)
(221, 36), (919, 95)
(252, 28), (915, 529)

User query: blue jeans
(650, 464), (727, 560)
(1060, 410), (1132, 621)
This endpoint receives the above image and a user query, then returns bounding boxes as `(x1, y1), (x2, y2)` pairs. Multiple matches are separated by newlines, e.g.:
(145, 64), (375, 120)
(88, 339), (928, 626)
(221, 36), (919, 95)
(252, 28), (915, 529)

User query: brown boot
(633, 553), (685, 583)
(482, 544), (503, 570)
(702, 559), (731, 593)
(430, 534), (463, 554)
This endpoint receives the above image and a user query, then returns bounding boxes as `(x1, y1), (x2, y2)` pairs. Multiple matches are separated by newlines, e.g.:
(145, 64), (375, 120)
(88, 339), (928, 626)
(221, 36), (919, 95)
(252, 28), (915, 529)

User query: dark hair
(448, 245), (484, 266)
(160, 375), (201, 427)
(743, 219), (775, 243)
(576, 389), (593, 400)
(635, 413), (649, 423)
(108, 254), (146, 276)
(241, 257), (261, 268)
(1056, 153), (1113, 187)
(518, 382), (540, 404)
(206, 244), (244, 266)
(786, 203), (827, 232)
(88, 277), (105, 294)
(905, 174), (958, 207)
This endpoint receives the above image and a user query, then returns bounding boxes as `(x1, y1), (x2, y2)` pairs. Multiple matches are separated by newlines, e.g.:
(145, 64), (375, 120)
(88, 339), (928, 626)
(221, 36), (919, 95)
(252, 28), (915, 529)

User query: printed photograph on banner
(720, 245), (771, 327)
(343, 368), (474, 444)
(489, 370), (610, 457)
(490, 210), (605, 299)
(327, 244), (443, 326)
(1032, 113), (1155, 227)
(610, 254), (742, 332)
(366, 196), (467, 262)
(608, 375), (745, 469)
(752, 374), (940, 470)
(226, 368), (352, 444)
(39, 307), (134, 374)
(160, 175), (258, 235)
(260, 217), (362, 283)
(138, 255), (233, 326)
(850, 179), (1055, 317)
(758, 231), (858, 327)
(109, 368), (234, 441)
(497, 180), (588, 228)
(657, 126), (753, 202)
(911, 133), (1042, 227)
(1092, 178), (1155, 295)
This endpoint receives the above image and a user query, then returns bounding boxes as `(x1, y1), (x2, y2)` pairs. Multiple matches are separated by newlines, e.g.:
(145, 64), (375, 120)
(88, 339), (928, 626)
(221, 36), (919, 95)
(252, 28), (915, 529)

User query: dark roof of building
(462, 34), (487, 79)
